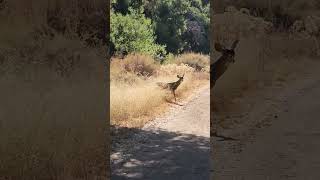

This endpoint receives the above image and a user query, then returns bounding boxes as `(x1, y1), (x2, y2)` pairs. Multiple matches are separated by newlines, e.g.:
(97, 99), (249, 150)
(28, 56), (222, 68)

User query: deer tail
(156, 82), (168, 89)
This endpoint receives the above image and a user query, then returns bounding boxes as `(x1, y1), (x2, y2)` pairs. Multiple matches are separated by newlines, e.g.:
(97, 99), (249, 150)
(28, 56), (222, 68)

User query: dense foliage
(214, 0), (320, 31)
(111, 8), (166, 57)
(111, 0), (210, 57)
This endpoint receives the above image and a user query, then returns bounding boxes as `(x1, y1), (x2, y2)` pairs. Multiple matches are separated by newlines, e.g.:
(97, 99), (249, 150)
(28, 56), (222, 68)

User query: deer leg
(173, 90), (176, 102)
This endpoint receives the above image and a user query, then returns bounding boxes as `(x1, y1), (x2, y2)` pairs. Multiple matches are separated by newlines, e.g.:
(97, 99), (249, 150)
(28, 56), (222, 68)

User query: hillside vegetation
(211, 4), (320, 129)
(111, 0), (210, 57)
(0, 1), (107, 179)
(110, 0), (210, 128)
(111, 53), (209, 128)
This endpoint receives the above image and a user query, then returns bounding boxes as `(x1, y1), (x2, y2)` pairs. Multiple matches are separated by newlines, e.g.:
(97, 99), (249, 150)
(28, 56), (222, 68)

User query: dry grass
(0, 33), (108, 179)
(0, 77), (107, 180)
(211, 6), (320, 129)
(122, 53), (159, 77)
(111, 84), (166, 127)
(212, 37), (319, 103)
(111, 53), (209, 128)
(0, 1), (108, 179)
(175, 53), (210, 72)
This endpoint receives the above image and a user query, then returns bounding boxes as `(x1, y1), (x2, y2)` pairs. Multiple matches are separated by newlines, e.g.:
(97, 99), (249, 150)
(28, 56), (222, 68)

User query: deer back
(168, 78), (183, 91)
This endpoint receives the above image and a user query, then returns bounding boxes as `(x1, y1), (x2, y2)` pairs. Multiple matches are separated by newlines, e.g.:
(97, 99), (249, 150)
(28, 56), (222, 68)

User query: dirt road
(213, 68), (320, 179)
(111, 84), (210, 180)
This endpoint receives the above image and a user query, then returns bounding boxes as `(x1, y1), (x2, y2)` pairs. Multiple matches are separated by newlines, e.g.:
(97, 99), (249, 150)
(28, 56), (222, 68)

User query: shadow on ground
(165, 99), (184, 106)
(111, 126), (210, 180)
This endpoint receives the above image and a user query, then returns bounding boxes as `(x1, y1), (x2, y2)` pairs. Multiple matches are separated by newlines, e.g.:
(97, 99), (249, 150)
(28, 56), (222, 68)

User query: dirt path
(213, 66), (320, 179)
(111, 84), (210, 180)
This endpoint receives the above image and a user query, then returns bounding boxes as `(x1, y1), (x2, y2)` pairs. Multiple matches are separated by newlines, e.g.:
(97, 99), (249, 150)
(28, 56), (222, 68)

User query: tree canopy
(111, 0), (210, 57)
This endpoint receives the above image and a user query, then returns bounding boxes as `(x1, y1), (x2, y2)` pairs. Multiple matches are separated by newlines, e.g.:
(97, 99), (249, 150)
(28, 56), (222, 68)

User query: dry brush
(110, 53), (209, 128)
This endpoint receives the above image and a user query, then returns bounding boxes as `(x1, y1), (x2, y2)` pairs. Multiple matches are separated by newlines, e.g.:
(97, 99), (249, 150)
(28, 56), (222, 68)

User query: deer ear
(214, 43), (225, 52)
(231, 40), (239, 50)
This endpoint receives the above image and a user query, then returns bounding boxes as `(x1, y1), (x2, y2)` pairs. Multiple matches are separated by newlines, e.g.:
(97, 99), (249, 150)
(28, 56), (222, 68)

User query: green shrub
(111, 0), (210, 55)
(111, 8), (166, 57)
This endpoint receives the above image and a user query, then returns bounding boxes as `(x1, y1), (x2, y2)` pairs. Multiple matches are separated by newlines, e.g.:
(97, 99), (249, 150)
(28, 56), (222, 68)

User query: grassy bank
(0, 1), (108, 178)
(111, 53), (209, 128)
(211, 6), (320, 129)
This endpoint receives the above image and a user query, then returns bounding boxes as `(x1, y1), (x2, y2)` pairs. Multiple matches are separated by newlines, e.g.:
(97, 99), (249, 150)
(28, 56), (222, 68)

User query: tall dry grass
(175, 53), (210, 72)
(212, 6), (320, 90)
(0, 41), (107, 179)
(2, 0), (106, 24)
(0, 1), (108, 179)
(0, 77), (106, 180)
(111, 53), (209, 128)
(211, 6), (320, 121)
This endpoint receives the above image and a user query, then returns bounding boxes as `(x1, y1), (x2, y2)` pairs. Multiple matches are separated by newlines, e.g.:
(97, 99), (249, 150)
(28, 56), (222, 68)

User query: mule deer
(157, 74), (184, 102)
(211, 40), (240, 141)
(211, 40), (239, 88)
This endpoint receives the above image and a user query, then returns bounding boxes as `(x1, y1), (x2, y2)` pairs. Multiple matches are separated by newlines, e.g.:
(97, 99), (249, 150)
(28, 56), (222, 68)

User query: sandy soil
(212, 63), (320, 179)
(111, 84), (210, 180)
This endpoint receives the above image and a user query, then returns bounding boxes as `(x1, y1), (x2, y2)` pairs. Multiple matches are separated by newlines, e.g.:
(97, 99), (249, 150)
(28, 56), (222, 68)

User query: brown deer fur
(211, 40), (239, 88)
(157, 74), (184, 102)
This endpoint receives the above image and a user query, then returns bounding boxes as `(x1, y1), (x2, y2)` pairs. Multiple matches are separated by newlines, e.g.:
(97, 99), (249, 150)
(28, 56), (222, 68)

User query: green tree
(111, 0), (147, 15)
(111, 0), (210, 55)
(146, 0), (188, 54)
(183, 0), (210, 53)
(110, 8), (166, 57)
(145, 0), (209, 54)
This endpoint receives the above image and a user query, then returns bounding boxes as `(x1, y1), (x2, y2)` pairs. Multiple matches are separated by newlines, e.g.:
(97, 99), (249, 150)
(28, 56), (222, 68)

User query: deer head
(214, 40), (239, 63)
(177, 73), (185, 81)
